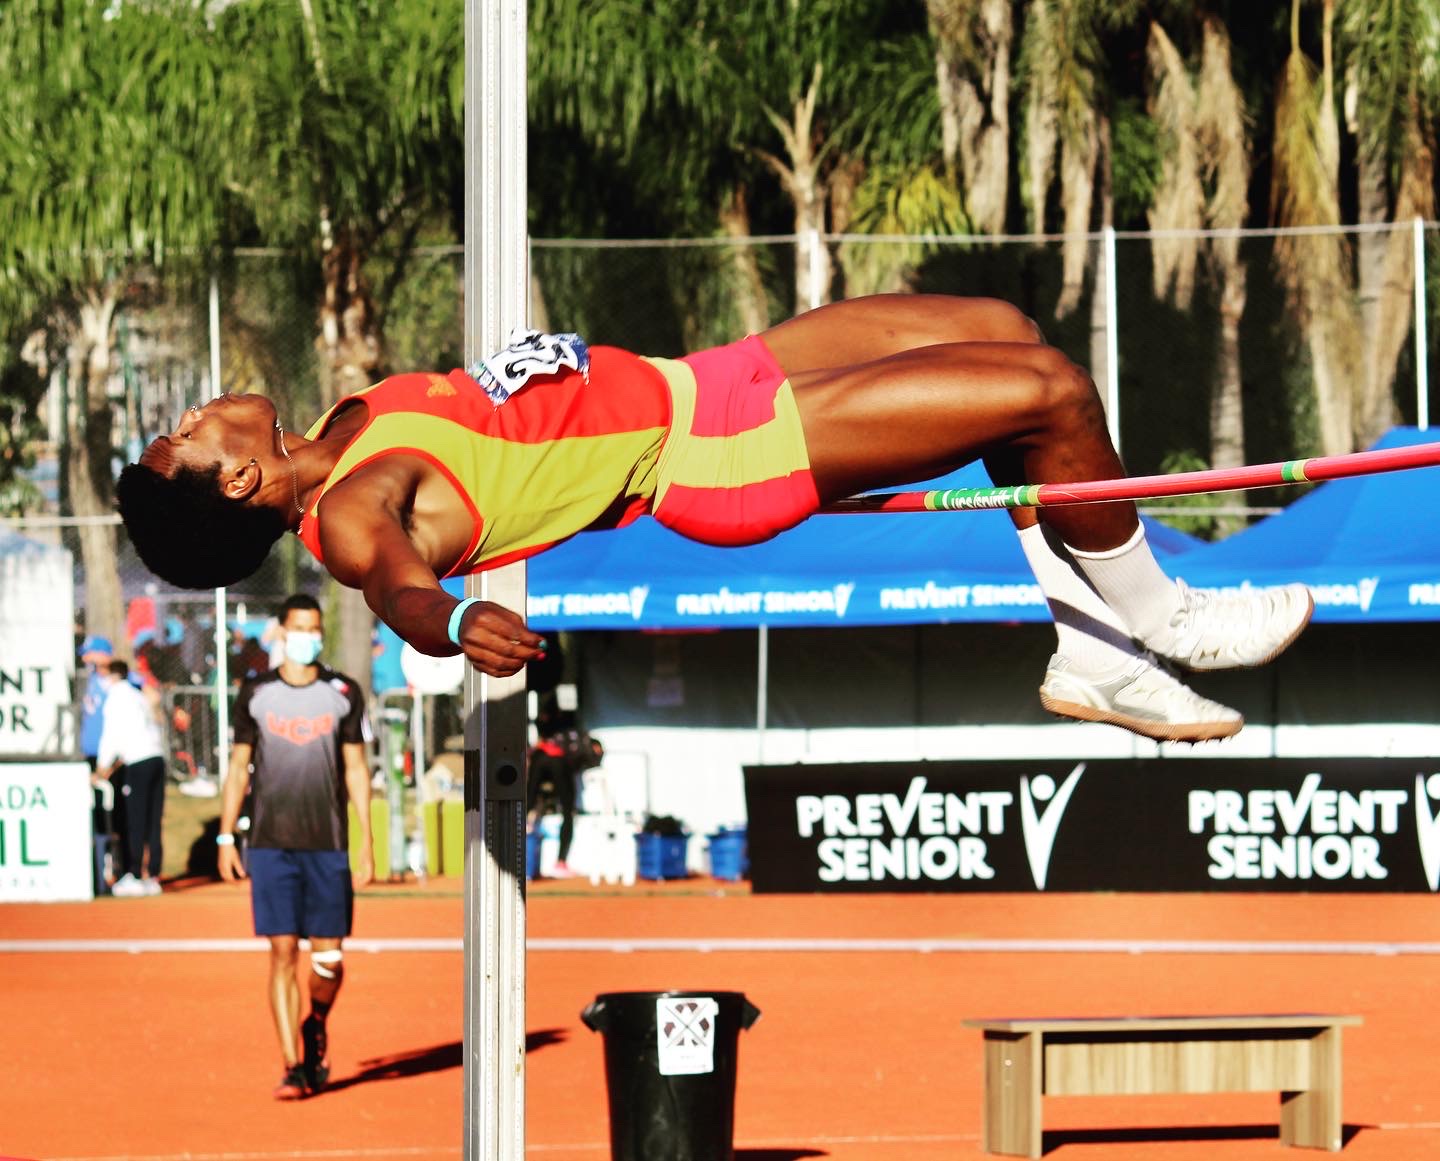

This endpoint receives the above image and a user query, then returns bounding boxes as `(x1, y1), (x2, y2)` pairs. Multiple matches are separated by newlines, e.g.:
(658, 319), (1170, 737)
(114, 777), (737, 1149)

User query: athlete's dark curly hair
(116, 461), (288, 589)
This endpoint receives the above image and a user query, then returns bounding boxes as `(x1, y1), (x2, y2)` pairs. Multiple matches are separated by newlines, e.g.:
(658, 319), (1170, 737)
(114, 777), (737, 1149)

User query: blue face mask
(283, 630), (323, 666)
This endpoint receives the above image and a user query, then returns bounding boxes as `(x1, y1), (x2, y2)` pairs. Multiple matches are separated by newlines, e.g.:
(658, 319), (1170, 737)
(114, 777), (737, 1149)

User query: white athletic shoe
(1144, 579), (1314, 672)
(110, 873), (147, 897)
(1039, 652), (1243, 743)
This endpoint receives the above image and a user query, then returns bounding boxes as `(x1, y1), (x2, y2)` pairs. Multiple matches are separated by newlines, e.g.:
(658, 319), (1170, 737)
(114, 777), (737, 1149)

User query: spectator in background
(78, 635), (114, 771)
(179, 607), (211, 684)
(229, 626), (270, 681)
(527, 718), (604, 879)
(97, 659), (167, 897)
(79, 635), (117, 895)
(217, 593), (374, 1100)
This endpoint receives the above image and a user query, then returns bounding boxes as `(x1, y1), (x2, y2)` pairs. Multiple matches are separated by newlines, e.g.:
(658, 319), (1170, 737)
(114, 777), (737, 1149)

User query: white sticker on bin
(656, 997), (719, 1076)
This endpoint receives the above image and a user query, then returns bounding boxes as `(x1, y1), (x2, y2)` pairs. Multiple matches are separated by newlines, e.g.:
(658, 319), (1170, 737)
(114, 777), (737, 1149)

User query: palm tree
(926, 0), (1014, 237)
(528, 0), (770, 340)
(533, 0), (935, 314)
(217, 0), (462, 694)
(1272, 0), (1438, 454)
(1145, 15), (1252, 530)
(220, 0), (460, 400)
(1272, 0), (1358, 456)
(1019, 0), (1133, 320)
(720, 0), (933, 309)
(0, 0), (228, 649)
(1340, 0), (1440, 446)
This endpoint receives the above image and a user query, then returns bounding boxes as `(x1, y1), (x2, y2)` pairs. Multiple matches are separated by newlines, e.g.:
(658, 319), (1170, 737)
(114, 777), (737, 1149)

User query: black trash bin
(581, 990), (761, 1161)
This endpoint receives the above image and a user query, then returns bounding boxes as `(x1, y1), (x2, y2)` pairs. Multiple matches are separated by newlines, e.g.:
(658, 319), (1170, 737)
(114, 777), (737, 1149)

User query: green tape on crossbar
(928, 485), (1039, 511)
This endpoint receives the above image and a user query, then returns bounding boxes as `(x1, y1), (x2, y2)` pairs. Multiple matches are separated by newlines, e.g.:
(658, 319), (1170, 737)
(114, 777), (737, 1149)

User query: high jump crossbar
(822, 441), (1440, 514)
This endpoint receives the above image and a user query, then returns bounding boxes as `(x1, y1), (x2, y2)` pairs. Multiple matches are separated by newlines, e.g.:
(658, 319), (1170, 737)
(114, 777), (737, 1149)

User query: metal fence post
(1417, 217), (1429, 432)
(208, 273), (230, 783)
(1103, 225), (1120, 453)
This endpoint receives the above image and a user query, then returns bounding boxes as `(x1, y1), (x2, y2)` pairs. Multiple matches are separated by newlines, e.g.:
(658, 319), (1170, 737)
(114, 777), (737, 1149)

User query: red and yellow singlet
(296, 336), (819, 576)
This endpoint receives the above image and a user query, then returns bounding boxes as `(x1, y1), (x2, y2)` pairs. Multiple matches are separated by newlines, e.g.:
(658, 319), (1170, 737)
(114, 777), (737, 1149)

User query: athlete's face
(138, 392), (281, 479)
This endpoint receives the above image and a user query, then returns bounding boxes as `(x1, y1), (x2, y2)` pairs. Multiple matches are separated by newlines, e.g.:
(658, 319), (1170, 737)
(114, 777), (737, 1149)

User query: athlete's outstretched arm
(319, 485), (543, 678)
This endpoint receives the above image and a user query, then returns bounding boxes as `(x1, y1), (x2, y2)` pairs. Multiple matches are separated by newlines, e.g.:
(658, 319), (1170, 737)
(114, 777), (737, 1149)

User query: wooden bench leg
(1280, 1025), (1344, 1151)
(982, 1030), (1042, 1158)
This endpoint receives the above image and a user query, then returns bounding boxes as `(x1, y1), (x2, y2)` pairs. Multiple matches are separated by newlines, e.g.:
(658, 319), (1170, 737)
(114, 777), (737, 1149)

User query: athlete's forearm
(364, 577), (543, 679)
(218, 750), (250, 834)
(343, 746), (372, 847)
(368, 583), (463, 657)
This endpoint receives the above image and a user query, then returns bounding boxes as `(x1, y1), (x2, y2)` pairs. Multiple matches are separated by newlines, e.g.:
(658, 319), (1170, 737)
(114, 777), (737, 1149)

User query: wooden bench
(962, 1015), (1362, 1157)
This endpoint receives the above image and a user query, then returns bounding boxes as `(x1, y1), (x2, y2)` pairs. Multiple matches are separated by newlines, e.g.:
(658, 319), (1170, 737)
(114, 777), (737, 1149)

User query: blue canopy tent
(1155, 427), (1440, 622)
(371, 461), (1197, 684)
(371, 433), (1440, 756)
(522, 461), (1198, 631)
(373, 427), (1440, 681)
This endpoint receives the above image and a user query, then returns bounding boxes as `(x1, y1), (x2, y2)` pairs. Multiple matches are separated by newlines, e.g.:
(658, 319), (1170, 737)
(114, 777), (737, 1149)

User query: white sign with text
(0, 532), (75, 755)
(0, 762), (93, 902)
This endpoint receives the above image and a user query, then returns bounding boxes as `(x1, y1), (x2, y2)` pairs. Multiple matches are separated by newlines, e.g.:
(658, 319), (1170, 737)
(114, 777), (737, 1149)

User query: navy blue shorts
(247, 848), (354, 939)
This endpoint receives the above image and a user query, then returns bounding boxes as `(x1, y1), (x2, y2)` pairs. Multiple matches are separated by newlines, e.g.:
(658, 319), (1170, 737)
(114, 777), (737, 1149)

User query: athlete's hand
(455, 600), (546, 678)
(218, 843), (247, 882)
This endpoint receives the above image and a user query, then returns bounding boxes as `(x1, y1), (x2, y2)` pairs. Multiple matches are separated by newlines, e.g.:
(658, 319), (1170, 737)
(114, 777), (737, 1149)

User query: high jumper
(118, 293), (1313, 743)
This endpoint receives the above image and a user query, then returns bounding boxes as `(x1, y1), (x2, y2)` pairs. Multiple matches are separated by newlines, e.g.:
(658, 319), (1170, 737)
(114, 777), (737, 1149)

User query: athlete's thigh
(760, 294), (1041, 375)
(248, 848), (304, 937)
(297, 850), (354, 939)
(789, 340), (1067, 500)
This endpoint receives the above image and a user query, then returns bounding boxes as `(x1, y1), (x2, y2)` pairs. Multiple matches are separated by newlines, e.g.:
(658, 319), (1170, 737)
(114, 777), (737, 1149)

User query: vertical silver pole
(1416, 217), (1430, 432)
(404, 691), (424, 876)
(1103, 225), (1120, 453)
(209, 274), (230, 781)
(465, 2), (528, 1161)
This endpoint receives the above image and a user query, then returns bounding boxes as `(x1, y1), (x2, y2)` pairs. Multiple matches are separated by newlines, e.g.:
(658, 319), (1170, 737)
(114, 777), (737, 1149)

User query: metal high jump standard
(464, 2), (528, 1160)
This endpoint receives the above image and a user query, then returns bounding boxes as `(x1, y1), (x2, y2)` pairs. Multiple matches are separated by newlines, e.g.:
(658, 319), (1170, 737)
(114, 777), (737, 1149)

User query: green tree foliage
(217, 0), (463, 400)
(215, 0), (464, 698)
(0, 0), (230, 643)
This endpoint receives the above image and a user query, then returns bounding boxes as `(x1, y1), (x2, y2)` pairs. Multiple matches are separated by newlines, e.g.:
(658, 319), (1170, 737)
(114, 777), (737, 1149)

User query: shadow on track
(319, 1028), (568, 1094)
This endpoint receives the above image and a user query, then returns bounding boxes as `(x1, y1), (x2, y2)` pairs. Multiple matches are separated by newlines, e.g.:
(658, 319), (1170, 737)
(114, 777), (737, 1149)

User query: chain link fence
(5, 223), (1436, 777)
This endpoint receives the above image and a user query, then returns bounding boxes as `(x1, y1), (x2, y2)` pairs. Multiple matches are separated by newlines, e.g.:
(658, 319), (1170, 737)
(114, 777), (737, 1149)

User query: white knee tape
(310, 949), (343, 979)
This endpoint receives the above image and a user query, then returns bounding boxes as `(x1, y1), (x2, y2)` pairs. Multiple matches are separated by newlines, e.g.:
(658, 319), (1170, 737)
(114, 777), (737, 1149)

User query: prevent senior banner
(743, 758), (1440, 893)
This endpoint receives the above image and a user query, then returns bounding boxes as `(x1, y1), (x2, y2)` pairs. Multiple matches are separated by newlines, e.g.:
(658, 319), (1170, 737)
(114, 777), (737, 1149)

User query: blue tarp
(523, 460), (1199, 630)
(387, 428), (1440, 636)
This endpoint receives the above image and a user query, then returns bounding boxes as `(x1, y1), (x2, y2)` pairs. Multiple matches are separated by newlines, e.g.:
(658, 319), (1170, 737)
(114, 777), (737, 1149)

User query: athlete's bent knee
(979, 299), (1045, 345)
(310, 948), (344, 980)
(1030, 347), (1098, 417)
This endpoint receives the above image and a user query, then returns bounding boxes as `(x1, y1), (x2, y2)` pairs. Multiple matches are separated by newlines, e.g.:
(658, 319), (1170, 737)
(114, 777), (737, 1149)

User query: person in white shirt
(97, 660), (167, 897)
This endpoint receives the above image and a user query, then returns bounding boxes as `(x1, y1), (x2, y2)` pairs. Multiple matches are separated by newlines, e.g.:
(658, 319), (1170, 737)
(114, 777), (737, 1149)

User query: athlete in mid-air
(118, 293), (1312, 742)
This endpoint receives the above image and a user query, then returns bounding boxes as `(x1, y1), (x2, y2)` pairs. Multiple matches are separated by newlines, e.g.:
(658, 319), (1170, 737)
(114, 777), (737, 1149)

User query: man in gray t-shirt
(218, 593), (373, 1100)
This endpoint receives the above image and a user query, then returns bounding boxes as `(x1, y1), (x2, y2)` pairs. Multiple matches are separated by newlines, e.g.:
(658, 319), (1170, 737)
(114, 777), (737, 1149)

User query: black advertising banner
(742, 759), (1440, 893)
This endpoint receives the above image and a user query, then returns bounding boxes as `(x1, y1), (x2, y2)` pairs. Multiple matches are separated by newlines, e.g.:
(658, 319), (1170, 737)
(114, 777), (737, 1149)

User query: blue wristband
(447, 597), (484, 646)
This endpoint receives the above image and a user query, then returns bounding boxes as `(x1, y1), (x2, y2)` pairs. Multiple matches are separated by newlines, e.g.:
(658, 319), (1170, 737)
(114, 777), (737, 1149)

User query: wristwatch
(215, 833), (236, 847)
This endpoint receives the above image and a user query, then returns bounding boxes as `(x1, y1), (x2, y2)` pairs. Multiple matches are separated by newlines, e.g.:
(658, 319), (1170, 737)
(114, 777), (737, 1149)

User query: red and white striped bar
(823, 440), (1440, 513)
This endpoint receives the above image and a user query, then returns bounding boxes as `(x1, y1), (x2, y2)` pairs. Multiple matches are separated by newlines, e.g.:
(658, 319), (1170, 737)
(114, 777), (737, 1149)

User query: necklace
(276, 421), (305, 515)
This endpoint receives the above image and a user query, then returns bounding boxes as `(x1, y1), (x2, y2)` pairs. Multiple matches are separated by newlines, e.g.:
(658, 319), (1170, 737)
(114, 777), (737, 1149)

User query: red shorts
(644, 336), (820, 546)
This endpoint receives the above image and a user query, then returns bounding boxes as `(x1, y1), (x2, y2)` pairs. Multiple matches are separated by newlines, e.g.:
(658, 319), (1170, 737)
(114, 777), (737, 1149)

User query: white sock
(1066, 523), (1184, 643)
(1017, 523), (1144, 676)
